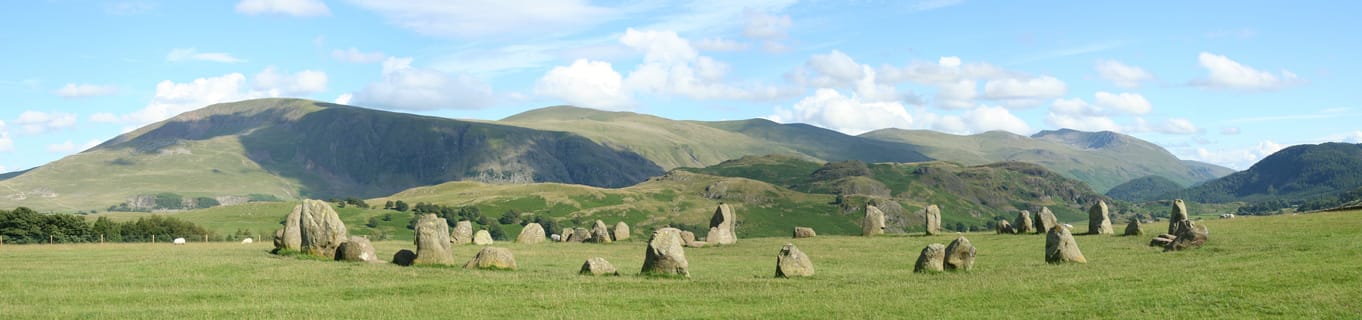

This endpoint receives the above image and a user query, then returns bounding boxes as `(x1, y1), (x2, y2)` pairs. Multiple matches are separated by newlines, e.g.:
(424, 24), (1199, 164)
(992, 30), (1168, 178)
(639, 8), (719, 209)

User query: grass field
(3, 210), (1359, 318)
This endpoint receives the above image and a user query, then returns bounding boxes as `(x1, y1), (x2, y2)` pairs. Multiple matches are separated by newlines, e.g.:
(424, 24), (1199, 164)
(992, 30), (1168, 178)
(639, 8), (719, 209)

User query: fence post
(203, 234), (208, 243)
(152, 234), (156, 243)
(50, 235), (54, 244)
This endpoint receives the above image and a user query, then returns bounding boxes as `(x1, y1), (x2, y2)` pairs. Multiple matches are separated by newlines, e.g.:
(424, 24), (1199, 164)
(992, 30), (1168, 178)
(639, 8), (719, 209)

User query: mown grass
(3, 211), (1359, 318)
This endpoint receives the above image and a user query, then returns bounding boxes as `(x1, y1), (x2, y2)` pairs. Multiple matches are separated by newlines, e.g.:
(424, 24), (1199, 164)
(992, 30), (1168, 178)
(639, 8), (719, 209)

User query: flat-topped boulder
(641, 228), (690, 277)
(335, 236), (377, 263)
(580, 257), (619, 276)
(464, 247), (517, 270)
(707, 204), (737, 245)
(775, 243), (814, 278)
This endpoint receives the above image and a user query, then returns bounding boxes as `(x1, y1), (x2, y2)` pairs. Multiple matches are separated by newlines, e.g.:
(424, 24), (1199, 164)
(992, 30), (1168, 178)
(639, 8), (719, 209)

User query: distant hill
(1173, 142), (1362, 203)
(1107, 175), (1184, 202)
(860, 128), (1233, 192)
(0, 99), (661, 211)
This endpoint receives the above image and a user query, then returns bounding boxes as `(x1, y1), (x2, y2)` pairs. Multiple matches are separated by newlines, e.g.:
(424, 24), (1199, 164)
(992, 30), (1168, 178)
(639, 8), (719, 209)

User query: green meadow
(3, 210), (1359, 318)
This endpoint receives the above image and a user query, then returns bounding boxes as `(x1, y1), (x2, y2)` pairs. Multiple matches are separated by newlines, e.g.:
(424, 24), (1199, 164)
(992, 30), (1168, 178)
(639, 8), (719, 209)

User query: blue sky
(2, 0), (1360, 174)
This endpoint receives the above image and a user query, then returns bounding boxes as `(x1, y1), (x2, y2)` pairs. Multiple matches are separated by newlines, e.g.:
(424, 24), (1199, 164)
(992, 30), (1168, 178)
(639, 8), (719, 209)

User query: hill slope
(1106, 175), (1185, 202)
(0, 99), (661, 211)
(1174, 142), (1362, 203)
(860, 128), (1233, 192)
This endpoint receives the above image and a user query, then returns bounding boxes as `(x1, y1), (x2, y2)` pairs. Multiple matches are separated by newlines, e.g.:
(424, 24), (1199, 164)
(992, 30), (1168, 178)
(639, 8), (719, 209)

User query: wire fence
(0, 234), (277, 246)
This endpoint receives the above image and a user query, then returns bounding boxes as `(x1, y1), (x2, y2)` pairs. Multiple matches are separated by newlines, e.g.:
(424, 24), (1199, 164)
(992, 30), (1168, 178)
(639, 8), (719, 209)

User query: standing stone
(272, 229), (285, 249)
(1168, 199), (1189, 234)
(1015, 210), (1036, 234)
(568, 227), (591, 243)
(392, 249), (417, 266)
(707, 204), (737, 245)
(863, 205), (886, 236)
(1045, 225), (1086, 264)
(451, 220), (474, 245)
(280, 205), (302, 251)
(298, 200), (349, 258)
(413, 214), (454, 265)
(944, 236), (976, 271)
(1165, 220), (1209, 251)
(914, 243), (946, 273)
(679, 230), (697, 245)
(613, 222), (631, 241)
(793, 227), (817, 238)
(775, 243), (815, 278)
(641, 228), (690, 277)
(924, 205), (942, 235)
(588, 220), (613, 243)
(517, 223), (546, 244)
(995, 219), (1014, 234)
(1034, 207), (1058, 234)
(473, 230), (494, 245)
(1124, 219), (1143, 236)
(464, 247), (517, 270)
(335, 236), (377, 263)
(580, 257), (619, 276)
(560, 228), (574, 242)
(1088, 201), (1114, 235)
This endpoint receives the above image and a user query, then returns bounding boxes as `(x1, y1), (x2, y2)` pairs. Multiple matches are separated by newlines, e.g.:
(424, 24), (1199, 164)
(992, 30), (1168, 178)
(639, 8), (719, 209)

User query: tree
(384, 201), (394, 210)
(498, 210), (519, 225)
(366, 217), (379, 228)
(487, 223), (506, 240)
(393, 200), (409, 212)
(91, 216), (122, 242)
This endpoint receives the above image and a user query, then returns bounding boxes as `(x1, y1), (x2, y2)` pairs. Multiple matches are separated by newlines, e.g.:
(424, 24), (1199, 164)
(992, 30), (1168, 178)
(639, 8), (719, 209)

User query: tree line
(0, 207), (212, 244)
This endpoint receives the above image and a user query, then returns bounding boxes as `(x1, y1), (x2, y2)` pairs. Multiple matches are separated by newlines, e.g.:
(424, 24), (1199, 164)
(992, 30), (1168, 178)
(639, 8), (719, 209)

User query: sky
(3, 0), (1361, 174)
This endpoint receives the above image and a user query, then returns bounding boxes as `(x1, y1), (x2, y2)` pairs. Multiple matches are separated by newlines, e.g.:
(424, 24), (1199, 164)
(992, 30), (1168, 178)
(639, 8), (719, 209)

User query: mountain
(1174, 142), (1362, 203)
(860, 128), (1234, 192)
(0, 99), (661, 211)
(1106, 175), (1184, 202)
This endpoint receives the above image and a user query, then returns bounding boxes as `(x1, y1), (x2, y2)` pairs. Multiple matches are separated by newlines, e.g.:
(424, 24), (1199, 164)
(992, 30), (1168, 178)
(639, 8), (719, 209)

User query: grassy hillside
(1107, 175), (1185, 202)
(1174, 142), (1362, 203)
(701, 118), (932, 164)
(3, 210), (1357, 318)
(860, 128), (1233, 192)
(87, 202), (418, 242)
(0, 99), (662, 211)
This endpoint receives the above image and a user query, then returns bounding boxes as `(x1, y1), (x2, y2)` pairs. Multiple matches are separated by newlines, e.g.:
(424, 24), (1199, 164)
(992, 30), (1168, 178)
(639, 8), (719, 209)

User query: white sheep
(241, 238), (254, 244)
(173, 237), (187, 245)
(550, 234), (562, 241)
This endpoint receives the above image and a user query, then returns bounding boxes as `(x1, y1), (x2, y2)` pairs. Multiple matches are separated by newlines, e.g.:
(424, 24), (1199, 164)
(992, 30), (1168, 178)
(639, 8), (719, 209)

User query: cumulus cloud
(768, 89), (913, 135)
(743, 9), (792, 40)
(352, 57), (495, 110)
(334, 93), (353, 105)
(46, 139), (101, 154)
(1186, 140), (1286, 170)
(166, 48), (245, 63)
(331, 47), (387, 63)
(1092, 91), (1151, 115)
(803, 50), (865, 87)
(15, 111), (78, 134)
(534, 59), (632, 110)
(982, 76), (1067, 103)
(1157, 118), (1201, 135)
(962, 106), (1032, 134)
(350, 0), (616, 38)
(53, 83), (119, 98)
(618, 29), (788, 101)
(235, 0), (330, 17)
(792, 50), (913, 104)
(1095, 60), (1154, 88)
(694, 38), (749, 52)
(253, 67), (327, 96)
(1193, 52), (1300, 91)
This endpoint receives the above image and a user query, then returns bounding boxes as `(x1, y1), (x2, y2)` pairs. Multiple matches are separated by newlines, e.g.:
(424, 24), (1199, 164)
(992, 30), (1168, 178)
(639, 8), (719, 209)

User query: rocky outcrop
(1088, 201), (1113, 235)
(793, 227), (817, 238)
(775, 243), (814, 278)
(413, 214), (454, 266)
(641, 228), (690, 277)
(1045, 225), (1086, 264)
(580, 257), (619, 276)
(944, 236), (976, 271)
(914, 243), (946, 273)
(464, 247), (517, 270)
(517, 223), (546, 244)
(923, 205), (942, 235)
(707, 204), (737, 245)
(863, 205), (886, 236)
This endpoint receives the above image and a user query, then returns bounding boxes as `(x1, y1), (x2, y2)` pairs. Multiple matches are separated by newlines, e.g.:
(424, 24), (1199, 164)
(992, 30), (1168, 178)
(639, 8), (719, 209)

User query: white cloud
(46, 139), (101, 154)
(1346, 131), (1362, 143)
(694, 37), (749, 52)
(15, 111), (78, 134)
(1221, 127), (1241, 135)
(1092, 91), (1151, 115)
(352, 57), (495, 110)
(1095, 60), (1154, 88)
(618, 29), (787, 101)
(983, 75), (1067, 103)
(935, 79), (977, 109)
(235, 0), (330, 17)
(742, 9), (792, 40)
(90, 113), (119, 123)
(962, 106), (1032, 134)
(1187, 140), (1286, 170)
(1159, 118), (1201, 135)
(0, 121), (12, 152)
(804, 50), (865, 87)
(769, 88), (913, 135)
(53, 83), (119, 98)
(253, 67), (327, 96)
(100, 72), (308, 126)
(534, 59), (632, 110)
(1193, 52), (1300, 91)
(334, 93), (353, 105)
(331, 48), (387, 63)
(166, 48), (245, 63)
(349, 0), (616, 38)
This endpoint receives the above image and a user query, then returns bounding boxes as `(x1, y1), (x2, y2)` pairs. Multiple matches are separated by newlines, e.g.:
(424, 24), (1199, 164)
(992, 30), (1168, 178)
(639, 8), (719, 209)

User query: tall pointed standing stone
(1015, 210), (1035, 234)
(863, 205), (886, 236)
(413, 214), (454, 265)
(1168, 199), (1189, 234)
(924, 205), (942, 235)
(1088, 201), (1113, 235)
(280, 205), (302, 251)
(707, 204), (737, 245)
(641, 228), (689, 277)
(1034, 207), (1058, 235)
